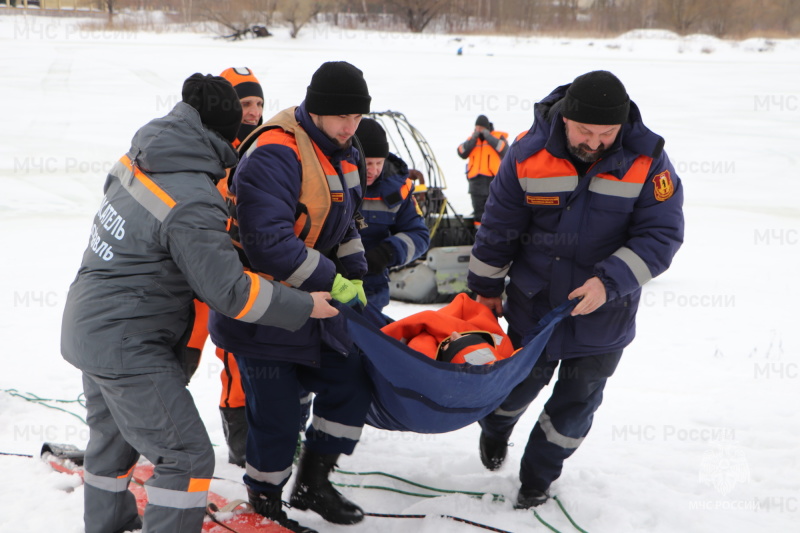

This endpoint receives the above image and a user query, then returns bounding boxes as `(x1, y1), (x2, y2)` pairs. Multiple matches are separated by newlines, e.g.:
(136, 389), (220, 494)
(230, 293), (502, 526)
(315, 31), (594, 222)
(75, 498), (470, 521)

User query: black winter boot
(248, 489), (318, 533)
(289, 446), (364, 524)
(515, 484), (550, 509)
(220, 406), (248, 468)
(479, 431), (508, 471)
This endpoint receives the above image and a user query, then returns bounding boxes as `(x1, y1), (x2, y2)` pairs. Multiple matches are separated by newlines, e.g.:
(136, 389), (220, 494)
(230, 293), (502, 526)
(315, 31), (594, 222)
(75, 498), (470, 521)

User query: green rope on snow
(532, 509), (562, 533)
(553, 495), (590, 533)
(333, 469), (593, 533)
(334, 468), (505, 502)
(332, 482), (441, 499)
(2, 388), (87, 425)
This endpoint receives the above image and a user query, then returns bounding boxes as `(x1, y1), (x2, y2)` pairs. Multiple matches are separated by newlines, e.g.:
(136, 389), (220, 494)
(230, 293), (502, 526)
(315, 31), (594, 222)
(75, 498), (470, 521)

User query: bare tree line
(66, 0), (800, 38)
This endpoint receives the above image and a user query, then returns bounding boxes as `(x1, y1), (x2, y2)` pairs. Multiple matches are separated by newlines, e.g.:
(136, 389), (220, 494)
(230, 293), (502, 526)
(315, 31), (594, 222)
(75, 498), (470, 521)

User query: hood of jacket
(515, 84), (665, 173)
(128, 101), (238, 183)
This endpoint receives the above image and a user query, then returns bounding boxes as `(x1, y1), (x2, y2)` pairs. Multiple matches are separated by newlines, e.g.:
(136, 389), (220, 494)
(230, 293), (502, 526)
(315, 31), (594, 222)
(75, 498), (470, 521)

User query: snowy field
(1, 12), (799, 532)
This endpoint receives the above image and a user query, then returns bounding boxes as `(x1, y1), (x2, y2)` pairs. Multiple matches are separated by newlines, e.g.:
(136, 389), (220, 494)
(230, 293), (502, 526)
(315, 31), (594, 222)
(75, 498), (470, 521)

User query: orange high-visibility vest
(466, 131), (508, 179)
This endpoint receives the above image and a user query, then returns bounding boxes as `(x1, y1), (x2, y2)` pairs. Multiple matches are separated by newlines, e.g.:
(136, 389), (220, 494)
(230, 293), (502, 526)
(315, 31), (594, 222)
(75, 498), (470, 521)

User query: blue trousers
(480, 329), (623, 491)
(235, 349), (371, 494)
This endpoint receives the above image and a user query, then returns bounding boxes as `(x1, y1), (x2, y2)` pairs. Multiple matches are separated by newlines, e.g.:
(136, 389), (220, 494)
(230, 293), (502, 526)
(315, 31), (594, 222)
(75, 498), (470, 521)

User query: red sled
(42, 443), (292, 533)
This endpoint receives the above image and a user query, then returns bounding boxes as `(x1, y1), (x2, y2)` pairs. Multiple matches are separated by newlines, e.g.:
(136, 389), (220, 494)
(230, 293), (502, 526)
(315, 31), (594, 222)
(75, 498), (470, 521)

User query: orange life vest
(226, 107), (361, 260)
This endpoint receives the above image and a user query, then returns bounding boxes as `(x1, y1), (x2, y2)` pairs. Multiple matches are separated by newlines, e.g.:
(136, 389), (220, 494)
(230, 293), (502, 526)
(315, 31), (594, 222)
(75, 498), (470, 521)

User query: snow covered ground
(1, 12), (799, 532)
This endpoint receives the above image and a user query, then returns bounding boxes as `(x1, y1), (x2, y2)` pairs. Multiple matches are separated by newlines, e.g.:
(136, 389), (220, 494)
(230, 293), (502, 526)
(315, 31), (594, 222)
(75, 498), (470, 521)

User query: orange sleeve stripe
(235, 271), (261, 320)
(119, 156), (177, 208)
(188, 478), (212, 492)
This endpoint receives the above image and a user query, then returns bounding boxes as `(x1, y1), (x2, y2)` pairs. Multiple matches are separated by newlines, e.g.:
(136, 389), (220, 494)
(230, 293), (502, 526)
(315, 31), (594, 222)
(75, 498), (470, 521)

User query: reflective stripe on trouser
(235, 349), (371, 494)
(82, 369), (214, 533)
(519, 351), (623, 491)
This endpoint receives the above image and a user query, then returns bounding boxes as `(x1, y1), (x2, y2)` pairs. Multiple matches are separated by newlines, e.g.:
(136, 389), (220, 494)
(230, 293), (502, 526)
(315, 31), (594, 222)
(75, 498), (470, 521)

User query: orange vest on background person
(466, 131), (508, 179)
(381, 293), (516, 365)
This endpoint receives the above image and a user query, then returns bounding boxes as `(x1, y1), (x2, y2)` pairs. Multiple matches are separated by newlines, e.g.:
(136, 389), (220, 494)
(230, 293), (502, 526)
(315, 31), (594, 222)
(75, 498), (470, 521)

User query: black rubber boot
(515, 484), (550, 509)
(248, 489), (318, 533)
(479, 431), (508, 471)
(289, 446), (364, 524)
(220, 406), (247, 468)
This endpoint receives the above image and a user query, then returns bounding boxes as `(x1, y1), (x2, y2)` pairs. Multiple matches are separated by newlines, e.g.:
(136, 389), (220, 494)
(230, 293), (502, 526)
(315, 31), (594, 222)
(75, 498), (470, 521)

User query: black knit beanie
(475, 114), (491, 129)
(355, 118), (389, 158)
(561, 70), (630, 125)
(182, 73), (243, 143)
(305, 61), (371, 115)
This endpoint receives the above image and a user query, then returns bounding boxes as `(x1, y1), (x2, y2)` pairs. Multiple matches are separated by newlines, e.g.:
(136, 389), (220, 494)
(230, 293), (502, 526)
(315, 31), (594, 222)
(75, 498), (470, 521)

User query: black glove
(365, 242), (395, 275)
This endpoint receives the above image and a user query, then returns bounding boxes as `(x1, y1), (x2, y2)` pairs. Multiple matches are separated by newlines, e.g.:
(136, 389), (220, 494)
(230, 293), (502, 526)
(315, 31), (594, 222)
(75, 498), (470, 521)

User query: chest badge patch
(330, 192), (344, 203)
(526, 195), (560, 206)
(653, 170), (674, 202)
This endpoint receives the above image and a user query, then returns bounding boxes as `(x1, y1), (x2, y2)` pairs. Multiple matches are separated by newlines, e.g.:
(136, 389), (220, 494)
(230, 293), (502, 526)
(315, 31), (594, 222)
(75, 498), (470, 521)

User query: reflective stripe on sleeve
(285, 248), (322, 287)
(612, 246), (652, 286)
(395, 233), (417, 265)
(469, 254), (510, 279)
(235, 272), (276, 322)
(336, 238), (365, 258)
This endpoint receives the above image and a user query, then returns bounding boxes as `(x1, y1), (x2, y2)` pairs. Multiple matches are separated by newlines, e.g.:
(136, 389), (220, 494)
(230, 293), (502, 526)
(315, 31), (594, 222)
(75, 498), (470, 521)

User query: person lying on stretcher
(380, 293), (517, 365)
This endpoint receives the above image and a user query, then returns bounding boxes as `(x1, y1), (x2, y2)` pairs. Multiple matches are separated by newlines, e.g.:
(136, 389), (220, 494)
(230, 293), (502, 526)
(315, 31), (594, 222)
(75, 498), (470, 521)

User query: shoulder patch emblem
(653, 170), (674, 202)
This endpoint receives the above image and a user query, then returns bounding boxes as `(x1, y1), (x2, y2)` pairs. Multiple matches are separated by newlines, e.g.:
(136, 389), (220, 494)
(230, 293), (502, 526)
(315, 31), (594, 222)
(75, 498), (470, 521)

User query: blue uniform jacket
(468, 85), (684, 360)
(209, 103), (367, 365)
(360, 153), (430, 293)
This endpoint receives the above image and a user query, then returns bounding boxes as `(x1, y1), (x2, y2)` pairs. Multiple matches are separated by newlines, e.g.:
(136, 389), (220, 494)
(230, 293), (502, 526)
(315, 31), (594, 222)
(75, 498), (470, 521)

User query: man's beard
(567, 141), (605, 163)
(330, 136), (353, 149)
(312, 115), (352, 149)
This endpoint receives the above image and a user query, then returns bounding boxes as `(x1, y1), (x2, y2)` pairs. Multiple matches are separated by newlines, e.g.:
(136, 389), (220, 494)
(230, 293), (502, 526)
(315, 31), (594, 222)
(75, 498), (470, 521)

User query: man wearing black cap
(468, 71), (684, 508)
(208, 61), (373, 532)
(355, 118), (430, 327)
(60, 73), (338, 533)
(457, 114), (508, 227)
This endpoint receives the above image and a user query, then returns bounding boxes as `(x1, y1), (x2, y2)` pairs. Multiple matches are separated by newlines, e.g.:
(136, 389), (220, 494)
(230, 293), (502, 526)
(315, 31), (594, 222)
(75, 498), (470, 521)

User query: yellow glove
(331, 274), (367, 308)
(350, 279), (367, 307)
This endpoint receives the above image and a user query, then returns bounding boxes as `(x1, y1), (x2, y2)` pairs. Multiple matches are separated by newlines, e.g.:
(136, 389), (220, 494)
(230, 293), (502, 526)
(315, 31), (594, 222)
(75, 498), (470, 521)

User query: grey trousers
(82, 369), (214, 533)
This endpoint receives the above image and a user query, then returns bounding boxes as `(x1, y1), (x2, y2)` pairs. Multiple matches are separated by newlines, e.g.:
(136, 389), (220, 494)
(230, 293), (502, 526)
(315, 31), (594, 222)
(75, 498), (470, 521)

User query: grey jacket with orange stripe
(61, 102), (313, 376)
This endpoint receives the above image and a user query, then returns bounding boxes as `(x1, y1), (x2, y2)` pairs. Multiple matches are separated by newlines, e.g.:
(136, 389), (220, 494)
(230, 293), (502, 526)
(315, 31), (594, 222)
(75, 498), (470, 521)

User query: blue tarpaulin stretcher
(341, 299), (576, 433)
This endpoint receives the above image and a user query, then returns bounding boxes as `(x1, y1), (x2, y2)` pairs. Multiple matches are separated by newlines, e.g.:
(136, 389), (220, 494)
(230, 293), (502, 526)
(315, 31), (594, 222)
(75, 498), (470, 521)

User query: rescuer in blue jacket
(355, 118), (430, 327)
(468, 71), (684, 509)
(209, 61), (373, 532)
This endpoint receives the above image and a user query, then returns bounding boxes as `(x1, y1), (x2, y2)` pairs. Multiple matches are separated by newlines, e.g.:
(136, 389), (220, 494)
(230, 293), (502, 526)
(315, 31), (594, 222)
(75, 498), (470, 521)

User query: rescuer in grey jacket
(60, 74), (338, 533)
